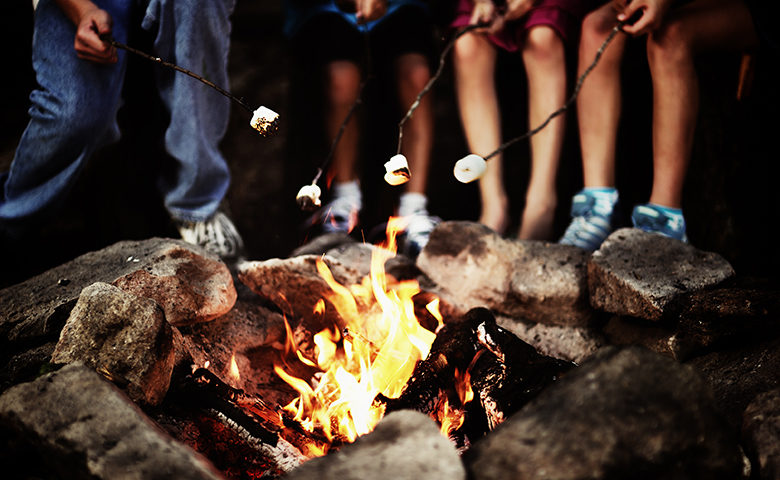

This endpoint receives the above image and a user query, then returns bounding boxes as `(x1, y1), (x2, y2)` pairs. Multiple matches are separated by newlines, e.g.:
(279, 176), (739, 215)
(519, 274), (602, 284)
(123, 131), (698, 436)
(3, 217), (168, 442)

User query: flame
(275, 218), (438, 447)
(437, 367), (474, 437)
(229, 354), (240, 382)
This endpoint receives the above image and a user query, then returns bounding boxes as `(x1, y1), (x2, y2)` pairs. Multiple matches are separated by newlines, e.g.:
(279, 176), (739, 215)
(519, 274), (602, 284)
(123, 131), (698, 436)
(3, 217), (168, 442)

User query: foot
(321, 195), (361, 234)
(559, 188), (618, 251)
(631, 203), (688, 242)
(518, 200), (556, 241)
(401, 208), (441, 258)
(176, 211), (245, 260)
(479, 196), (509, 235)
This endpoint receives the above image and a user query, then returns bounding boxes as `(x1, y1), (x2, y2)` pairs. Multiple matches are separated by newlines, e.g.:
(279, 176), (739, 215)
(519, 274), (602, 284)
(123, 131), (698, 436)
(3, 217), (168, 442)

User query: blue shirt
(283, 0), (428, 38)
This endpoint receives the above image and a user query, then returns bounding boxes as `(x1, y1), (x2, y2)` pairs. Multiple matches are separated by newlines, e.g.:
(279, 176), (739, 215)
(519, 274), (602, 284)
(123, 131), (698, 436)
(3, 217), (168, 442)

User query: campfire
(0, 221), (774, 480)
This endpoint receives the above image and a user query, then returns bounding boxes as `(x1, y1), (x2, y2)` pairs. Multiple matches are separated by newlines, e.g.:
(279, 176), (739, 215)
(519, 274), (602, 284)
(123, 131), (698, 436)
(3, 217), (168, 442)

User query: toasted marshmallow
(250, 106), (280, 136)
(296, 184), (322, 211)
(384, 154), (411, 186)
(453, 154), (487, 183)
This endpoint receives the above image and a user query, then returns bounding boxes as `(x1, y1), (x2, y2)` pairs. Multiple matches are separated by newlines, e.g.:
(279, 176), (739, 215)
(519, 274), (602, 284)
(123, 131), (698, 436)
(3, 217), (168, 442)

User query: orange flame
(229, 354), (240, 382)
(275, 218), (438, 447)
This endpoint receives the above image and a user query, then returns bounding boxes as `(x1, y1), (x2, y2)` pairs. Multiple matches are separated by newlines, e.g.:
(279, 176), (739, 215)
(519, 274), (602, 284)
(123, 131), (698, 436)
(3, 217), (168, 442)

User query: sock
(332, 180), (362, 209)
(583, 187), (618, 216)
(647, 203), (684, 224)
(398, 192), (428, 217)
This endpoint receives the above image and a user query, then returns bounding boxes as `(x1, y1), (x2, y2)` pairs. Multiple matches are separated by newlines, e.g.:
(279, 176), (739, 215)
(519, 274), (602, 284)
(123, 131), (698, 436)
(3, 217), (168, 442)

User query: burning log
(380, 307), (576, 437)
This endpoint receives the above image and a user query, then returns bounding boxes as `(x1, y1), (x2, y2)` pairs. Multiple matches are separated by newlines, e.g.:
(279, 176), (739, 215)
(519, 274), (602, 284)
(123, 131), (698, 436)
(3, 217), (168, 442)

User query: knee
(326, 61), (362, 107)
(647, 19), (692, 68)
(396, 53), (431, 92)
(453, 33), (486, 66)
(30, 88), (114, 142)
(580, 11), (615, 54)
(523, 26), (564, 63)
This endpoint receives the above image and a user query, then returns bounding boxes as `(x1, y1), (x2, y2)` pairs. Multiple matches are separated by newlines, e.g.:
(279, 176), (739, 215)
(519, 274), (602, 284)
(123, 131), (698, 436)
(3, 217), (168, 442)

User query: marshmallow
(296, 183), (322, 211)
(250, 106), (280, 136)
(384, 154), (411, 186)
(453, 154), (487, 183)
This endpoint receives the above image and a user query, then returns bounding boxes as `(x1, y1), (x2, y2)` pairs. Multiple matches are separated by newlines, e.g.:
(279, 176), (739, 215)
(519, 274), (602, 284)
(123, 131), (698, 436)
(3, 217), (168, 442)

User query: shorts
(290, 5), (436, 67)
(450, 0), (598, 52)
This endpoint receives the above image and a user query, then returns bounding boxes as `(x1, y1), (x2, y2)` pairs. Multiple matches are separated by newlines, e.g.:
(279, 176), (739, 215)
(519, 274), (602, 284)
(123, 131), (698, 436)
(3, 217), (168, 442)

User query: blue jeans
(0, 0), (235, 225)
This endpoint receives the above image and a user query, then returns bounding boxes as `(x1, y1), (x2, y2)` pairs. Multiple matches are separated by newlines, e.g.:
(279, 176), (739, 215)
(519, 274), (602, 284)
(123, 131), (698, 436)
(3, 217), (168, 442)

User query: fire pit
(1, 222), (778, 479)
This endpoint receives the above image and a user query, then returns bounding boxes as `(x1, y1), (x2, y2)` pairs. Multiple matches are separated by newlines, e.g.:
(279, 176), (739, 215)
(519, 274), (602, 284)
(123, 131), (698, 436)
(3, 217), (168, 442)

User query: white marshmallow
(384, 154), (411, 186)
(453, 154), (487, 183)
(250, 106), (280, 136)
(296, 183), (322, 210)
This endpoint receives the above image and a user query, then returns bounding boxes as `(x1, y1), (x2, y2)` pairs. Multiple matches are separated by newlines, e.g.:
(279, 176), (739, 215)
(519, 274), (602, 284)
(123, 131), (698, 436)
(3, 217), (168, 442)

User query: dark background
(1, 1), (779, 288)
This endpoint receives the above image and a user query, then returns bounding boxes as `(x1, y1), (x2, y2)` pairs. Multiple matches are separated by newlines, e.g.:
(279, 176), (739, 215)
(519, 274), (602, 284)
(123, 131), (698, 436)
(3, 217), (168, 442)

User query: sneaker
(321, 195), (360, 234)
(401, 209), (441, 257)
(631, 203), (688, 242)
(176, 211), (245, 259)
(559, 189), (618, 251)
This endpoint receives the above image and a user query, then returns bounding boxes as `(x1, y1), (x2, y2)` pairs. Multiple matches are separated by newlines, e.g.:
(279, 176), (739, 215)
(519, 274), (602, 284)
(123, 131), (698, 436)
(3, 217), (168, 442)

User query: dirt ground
(2, 1), (780, 288)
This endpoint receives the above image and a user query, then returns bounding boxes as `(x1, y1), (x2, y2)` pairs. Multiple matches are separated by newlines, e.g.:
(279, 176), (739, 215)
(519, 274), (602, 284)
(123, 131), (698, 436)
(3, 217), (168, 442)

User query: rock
(324, 242), (377, 280)
(0, 342), (57, 394)
(417, 221), (592, 327)
(290, 232), (356, 257)
(464, 346), (747, 480)
(51, 282), (175, 406)
(113, 244), (236, 326)
(686, 336), (780, 431)
(742, 389), (780, 480)
(496, 315), (604, 364)
(601, 315), (681, 359)
(0, 238), (227, 353)
(284, 410), (466, 480)
(0, 363), (224, 480)
(237, 255), (370, 332)
(589, 228), (735, 321)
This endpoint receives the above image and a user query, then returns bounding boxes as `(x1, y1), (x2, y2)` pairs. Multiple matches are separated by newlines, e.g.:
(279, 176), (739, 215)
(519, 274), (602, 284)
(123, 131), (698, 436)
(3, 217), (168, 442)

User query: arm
(55, 0), (117, 64)
(617, 0), (675, 36)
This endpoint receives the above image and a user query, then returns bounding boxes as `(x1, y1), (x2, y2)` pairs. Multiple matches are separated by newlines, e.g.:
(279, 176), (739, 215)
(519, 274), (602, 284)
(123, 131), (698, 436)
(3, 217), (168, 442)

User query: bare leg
(453, 32), (509, 234)
(518, 26), (567, 240)
(646, 0), (759, 208)
(577, 3), (629, 188)
(325, 60), (363, 184)
(396, 52), (433, 196)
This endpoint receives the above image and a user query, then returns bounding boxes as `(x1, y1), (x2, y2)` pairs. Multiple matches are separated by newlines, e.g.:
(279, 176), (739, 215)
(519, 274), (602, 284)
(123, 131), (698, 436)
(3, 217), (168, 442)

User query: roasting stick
(453, 20), (625, 182)
(98, 33), (280, 137)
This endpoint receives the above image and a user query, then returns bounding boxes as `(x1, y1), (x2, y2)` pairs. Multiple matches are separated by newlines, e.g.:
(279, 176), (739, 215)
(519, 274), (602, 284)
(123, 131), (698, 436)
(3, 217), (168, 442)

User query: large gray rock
(465, 346), (746, 480)
(0, 238), (228, 351)
(284, 410), (465, 480)
(0, 363), (223, 480)
(112, 244), (236, 327)
(589, 228), (735, 321)
(51, 282), (175, 406)
(417, 221), (592, 327)
(742, 389), (780, 480)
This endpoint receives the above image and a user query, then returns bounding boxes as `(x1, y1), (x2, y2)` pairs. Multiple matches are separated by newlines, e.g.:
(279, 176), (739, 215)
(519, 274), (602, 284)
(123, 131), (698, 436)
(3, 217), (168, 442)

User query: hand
(355, 0), (387, 24)
(617, 0), (674, 36)
(503, 0), (534, 22)
(74, 7), (117, 63)
(469, 0), (498, 31)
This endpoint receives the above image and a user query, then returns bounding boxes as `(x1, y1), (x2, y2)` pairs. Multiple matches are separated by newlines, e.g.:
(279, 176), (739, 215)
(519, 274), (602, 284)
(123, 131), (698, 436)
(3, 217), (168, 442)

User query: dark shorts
(290, 5), (436, 67)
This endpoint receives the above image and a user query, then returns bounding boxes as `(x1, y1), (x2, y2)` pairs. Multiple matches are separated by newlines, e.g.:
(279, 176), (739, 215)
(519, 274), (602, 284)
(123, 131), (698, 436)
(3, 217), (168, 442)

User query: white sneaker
(176, 211), (245, 260)
(402, 209), (440, 257)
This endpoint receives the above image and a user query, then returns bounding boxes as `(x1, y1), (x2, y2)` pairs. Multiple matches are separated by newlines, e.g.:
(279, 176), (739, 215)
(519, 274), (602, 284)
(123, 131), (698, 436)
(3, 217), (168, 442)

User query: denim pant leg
(142, 0), (236, 222)
(0, 0), (130, 224)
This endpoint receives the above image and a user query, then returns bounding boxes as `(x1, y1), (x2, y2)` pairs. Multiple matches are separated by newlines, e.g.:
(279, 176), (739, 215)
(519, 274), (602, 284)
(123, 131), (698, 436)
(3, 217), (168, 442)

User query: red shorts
(451, 0), (598, 52)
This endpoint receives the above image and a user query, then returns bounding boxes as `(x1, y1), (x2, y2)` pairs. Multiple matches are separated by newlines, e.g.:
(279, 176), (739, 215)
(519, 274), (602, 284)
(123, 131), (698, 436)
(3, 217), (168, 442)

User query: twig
(100, 34), (255, 113)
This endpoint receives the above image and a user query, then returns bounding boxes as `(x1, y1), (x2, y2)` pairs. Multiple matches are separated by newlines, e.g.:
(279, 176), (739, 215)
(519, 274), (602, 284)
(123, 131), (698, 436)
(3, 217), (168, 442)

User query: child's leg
(577, 3), (629, 189)
(646, 0), (759, 209)
(326, 60), (363, 185)
(518, 25), (567, 240)
(453, 32), (509, 234)
(395, 52), (434, 197)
